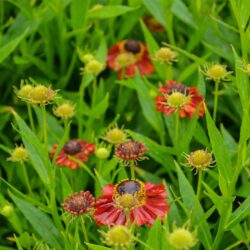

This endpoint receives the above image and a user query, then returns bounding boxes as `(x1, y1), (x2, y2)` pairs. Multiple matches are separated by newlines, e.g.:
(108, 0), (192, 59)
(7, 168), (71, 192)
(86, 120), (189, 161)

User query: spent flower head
(7, 145), (28, 163)
(102, 125), (128, 145)
(29, 84), (57, 105)
(53, 102), (75, 120)
(15, 81), (34, 102)
(100, 225), (134, 250)
(184, 149), (214, 172)
(81, 59), (104, 75)
(155, 47), (177, 64)
(168, 223), (198, 250)
(115, 141), (148, 166)
(63, 191), (95, 216)
(204, 64), (232, 81)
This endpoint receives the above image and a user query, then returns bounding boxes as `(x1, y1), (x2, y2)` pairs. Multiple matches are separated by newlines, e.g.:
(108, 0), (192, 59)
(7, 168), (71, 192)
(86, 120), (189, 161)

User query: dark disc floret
(124, 40), (141, 54)
(168, 83), (187, 95)
(116, 180), (141, 195)
(63, 140), (83, 155)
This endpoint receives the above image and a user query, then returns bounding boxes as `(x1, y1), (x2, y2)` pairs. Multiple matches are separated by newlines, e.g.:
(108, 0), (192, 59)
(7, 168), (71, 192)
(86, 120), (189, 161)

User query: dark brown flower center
(116, 180), (141, 195)
(64, 140), (83, 155)
(124, 40), (141, 54)
(118, 141), (141, 155)
(168, 83), (187, 95)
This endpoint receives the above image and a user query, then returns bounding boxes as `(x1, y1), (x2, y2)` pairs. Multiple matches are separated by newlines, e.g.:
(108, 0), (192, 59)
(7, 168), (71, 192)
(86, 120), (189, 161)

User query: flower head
(94, 179), (169, 226)
(83, 59), (104, 75)
(242, 62), (250, 76)
(63, 191), (95, 216)
(155, 47), (177, 64)
(168, 223), (198, 250)
(0, 204), (14, 217)
(102, 126), (128, 145)
(50, 139), (95, 170)
(15, 82), (34, 101)
(155, 80), (205, 119)
(53, 102), (75, 120)
(95, 147), (110, 159)
(115, 141), (148, 165)
(29, 84), (57, 105)
(100, 225), (134, 250)
(184, 149), (213, 172)
(8, 145), (28, 163)
(107, 39), (154, 78)
(205, 64), (231, 81)
(143, 16), (164, 33)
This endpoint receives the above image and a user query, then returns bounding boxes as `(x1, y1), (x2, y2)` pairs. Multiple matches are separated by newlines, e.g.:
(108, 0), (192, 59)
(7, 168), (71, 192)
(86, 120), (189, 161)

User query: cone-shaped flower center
(124, 40), (141, 54)
(169, 228), (197, 250)
(117, 194), (137, 209)
(189, 150), (212, 168)
(64, 140), (83, 155)
(206, 64), (227, 80)
(105, 128), (127, 144)
(115, 53), (135, 68)
(167, 92), (187, 108)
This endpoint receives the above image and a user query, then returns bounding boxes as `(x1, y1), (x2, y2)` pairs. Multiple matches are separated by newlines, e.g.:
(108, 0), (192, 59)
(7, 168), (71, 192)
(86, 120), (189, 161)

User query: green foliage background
(1, 0), (250, 249)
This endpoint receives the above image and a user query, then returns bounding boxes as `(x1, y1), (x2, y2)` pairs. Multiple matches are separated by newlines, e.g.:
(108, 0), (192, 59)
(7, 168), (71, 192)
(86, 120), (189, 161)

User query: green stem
(174, 111), (180, 148)
(196, 170), (203, 202)
(41, 105), (48, 150)
(92, 76), (97, 107)
(78, 78), (85, 138)
(81, 219), (89, 247)
(213, 80), (220, 121)
(21, 162), (32, 193)
(166, 64), (173, 79)
(27, 104), (35, 133)
(126, 210), (131, 227)
(130, 161), (135, 179)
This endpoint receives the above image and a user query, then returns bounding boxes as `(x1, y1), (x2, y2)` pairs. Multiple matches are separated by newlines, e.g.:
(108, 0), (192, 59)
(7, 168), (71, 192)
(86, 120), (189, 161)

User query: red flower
(155, 80), (205, 119)
(94, 179), (169, 226)
(63, 191), (95, 215)
(107, 39), (154, 78)
(50, 139), (95, 170)
(115, 141), (148, 165)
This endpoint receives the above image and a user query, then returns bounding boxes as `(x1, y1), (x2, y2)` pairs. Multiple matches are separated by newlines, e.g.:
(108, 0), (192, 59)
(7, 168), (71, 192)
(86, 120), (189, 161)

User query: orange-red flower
(50, 139), (95, 170)
(63, 191), (95, 215)
(93, 179), (169, 226)
(107, 39), (154, 78)
(143, 16), (165, 33)
(155, 80), (205, 119)
(115, 141), (148, 165)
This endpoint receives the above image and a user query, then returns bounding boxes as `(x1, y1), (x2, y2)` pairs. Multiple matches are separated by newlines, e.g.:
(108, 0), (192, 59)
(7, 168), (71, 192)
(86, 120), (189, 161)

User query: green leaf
(128, 130), (175, 167)
(171, 0), (196, 28)
(85, 243), (111, 250)
(176, 164), (212, 249)
(142, 0), (166, 26)
(13, 112), (49, 184)
(0, 28), (29, 63)
(9, 192), (63, 249)
(140, 20), (165, 79)
(205, 109), (233, 195)
(88, 93), (109, 118)
(226, 194), (250, 230)
(232, 46), (250, 110)
(133, 73), (165, 136)
(87, 5), (137, 19)
(146, 217), (162, 250)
